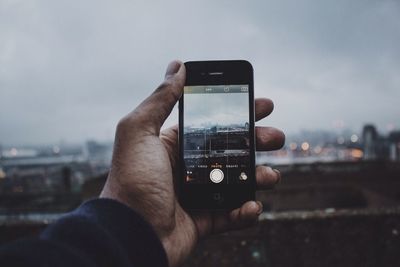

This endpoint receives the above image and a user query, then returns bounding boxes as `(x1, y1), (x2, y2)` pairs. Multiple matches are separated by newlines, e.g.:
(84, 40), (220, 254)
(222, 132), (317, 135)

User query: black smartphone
(179, 60), (256, 210)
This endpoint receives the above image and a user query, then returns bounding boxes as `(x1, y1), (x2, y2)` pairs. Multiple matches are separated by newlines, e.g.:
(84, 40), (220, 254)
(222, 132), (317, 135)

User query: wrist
(159, 210), (198, 267)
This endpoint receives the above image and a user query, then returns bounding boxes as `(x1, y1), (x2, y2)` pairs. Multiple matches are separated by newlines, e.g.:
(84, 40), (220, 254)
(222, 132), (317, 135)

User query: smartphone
(179, 60), (256, 210)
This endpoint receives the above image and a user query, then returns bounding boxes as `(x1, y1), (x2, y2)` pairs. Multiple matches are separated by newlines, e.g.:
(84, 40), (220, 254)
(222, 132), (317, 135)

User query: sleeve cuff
(41, 198), (168, 267)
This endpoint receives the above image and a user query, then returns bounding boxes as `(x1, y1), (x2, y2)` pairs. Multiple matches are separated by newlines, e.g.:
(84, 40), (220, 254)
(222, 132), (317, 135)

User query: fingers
(192, 201), (263, 238)
(254, 98), (285, 150)
(191, 166), (281, 238)
(253, 100), (284, 190)
(228, 201), (262, 226)
(256, 165), (281, 189)
(256, 126), (285, 151)
(254, 125), (283, 190)
(119, 60), (185, 136)
(213, 201), (261, 234)
(255, 98), (274, 121)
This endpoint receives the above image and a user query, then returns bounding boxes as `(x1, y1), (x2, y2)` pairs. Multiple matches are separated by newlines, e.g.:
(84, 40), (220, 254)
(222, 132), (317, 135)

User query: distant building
(85, 140), (113, 175)
(388, 131), (400, 161)
(361, 124), (395, 161)
(362, 125), (378, 160)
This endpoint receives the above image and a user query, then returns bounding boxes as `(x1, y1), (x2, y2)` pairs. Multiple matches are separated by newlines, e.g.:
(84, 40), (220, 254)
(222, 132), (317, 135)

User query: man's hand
(100, 61), (285, 267)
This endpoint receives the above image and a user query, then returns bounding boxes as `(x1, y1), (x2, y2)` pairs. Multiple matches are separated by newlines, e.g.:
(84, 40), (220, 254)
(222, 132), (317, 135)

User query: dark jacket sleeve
(0, 198), (169, 267)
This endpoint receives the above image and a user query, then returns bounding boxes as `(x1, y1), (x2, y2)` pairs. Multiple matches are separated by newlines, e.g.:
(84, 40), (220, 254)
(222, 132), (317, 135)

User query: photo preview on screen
(183, 85), (251, 185)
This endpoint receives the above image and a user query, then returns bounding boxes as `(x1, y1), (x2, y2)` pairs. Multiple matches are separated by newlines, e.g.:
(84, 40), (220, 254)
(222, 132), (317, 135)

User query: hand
(100, 61), (285, 267)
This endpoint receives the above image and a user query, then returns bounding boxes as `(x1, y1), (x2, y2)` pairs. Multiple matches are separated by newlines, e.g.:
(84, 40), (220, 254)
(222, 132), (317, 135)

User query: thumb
(127, 60), (185, 135)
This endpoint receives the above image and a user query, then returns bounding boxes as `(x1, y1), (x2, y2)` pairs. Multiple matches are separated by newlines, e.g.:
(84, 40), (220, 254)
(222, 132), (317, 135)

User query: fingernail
(165, 61), (181, 78)
(273, 168), (281, 184)
(256, 201), (263, 215)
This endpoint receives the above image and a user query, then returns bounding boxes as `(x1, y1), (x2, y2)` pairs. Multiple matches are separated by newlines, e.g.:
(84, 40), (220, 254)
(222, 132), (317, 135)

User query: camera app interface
(183, 85), (250, 184)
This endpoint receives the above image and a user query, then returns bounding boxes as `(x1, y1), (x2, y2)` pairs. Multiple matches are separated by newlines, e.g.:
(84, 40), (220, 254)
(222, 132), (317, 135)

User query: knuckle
(155, 80), (174, 93)
(155, 80), (181, 101)
(116, 110), (155, 137)
(116, 115), (132, 132)
(262, 166), (272, 177)
(116, 113), (140, 134)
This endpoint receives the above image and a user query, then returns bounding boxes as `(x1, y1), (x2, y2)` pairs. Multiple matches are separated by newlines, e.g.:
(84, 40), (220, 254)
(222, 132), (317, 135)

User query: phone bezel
(178, 60), (256, 210)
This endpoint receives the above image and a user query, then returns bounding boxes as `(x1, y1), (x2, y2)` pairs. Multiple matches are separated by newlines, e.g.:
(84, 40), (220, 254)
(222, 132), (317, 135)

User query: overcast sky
(0, 0), (399, 145)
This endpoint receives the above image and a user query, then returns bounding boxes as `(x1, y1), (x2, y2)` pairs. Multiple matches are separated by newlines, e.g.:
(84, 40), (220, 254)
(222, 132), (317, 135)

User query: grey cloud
(0, 0), (399, 145)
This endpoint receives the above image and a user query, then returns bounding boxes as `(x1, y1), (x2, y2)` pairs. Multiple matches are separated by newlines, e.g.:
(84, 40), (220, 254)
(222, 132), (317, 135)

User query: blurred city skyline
(1, 0), (399, 145)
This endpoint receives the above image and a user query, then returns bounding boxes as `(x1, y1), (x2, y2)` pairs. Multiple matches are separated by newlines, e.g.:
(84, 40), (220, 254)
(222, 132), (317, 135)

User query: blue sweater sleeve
(0, 198), (169, 267)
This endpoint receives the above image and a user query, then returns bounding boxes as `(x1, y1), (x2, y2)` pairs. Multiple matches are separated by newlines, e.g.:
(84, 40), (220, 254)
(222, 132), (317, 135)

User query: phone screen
(183, 84), (251, 185)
